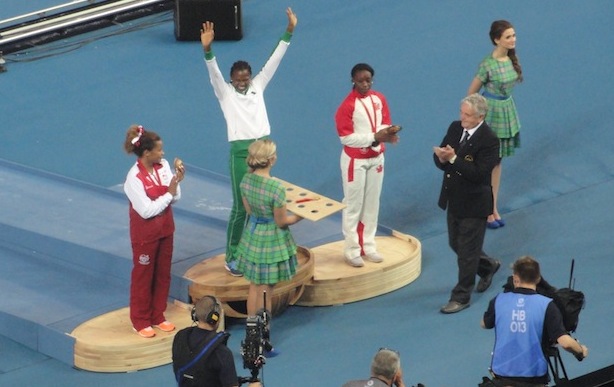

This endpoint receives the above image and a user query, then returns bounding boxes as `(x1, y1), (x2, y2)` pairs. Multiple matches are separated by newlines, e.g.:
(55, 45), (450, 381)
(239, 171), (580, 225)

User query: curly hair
(123, 124), (160, 157)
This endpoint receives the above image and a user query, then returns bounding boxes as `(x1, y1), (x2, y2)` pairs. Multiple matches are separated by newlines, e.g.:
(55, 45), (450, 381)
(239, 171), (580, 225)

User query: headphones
(191, 295), (221, 325)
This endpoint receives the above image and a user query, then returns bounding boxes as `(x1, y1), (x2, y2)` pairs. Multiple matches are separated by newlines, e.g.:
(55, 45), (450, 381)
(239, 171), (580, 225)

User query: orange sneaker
(153, 321), (175, 332)
(134, 326), (155, 338)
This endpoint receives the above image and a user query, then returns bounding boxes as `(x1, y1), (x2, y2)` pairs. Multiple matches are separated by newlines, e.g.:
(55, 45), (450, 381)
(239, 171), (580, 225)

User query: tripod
(545, 346), (569, 385)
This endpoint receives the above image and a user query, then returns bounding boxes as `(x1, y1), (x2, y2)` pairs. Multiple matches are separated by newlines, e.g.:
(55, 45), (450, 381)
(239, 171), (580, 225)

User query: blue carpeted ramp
(0, 158), (343, 368)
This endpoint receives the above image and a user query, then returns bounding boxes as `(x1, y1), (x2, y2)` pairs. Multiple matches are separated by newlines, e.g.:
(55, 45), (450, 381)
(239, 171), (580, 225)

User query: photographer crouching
(481, 256), (588, 387)
(172, 296), (261, 387)
(343, 347), (425, 387)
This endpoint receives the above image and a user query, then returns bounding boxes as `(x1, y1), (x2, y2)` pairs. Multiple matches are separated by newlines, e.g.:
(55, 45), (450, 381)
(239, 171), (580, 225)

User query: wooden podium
(297, 230), (421, 306)
(71, 301), (206, 372)
(67, 180), (421, 373)
(186, 246), (315, 318)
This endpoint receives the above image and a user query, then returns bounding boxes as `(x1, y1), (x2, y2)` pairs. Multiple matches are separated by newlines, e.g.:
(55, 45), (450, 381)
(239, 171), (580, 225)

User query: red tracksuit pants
(130, 234), (173, 331)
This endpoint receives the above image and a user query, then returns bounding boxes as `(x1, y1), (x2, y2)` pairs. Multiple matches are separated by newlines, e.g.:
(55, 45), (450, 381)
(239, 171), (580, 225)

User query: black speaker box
(174, 0), (242, 41)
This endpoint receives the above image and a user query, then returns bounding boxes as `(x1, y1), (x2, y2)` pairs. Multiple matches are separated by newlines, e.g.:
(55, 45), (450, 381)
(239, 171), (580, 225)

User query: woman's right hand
(168, 175), (179, 196)
(285, 7), (297, 33)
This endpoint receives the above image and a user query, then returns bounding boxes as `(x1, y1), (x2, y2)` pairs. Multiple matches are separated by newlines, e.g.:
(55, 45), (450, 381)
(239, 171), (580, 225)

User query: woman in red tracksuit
(123, 125), (185, 338)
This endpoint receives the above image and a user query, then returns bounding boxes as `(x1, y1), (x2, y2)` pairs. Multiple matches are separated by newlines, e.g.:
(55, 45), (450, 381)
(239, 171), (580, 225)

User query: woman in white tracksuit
(335, 63), (401, 268)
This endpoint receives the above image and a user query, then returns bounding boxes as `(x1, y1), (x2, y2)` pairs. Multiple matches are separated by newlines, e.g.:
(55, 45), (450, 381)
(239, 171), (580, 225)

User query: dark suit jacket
(434, 120), (500, 218)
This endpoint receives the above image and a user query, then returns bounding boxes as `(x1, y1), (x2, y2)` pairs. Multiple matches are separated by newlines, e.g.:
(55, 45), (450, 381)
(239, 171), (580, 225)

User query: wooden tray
(277, 178), (345, 221)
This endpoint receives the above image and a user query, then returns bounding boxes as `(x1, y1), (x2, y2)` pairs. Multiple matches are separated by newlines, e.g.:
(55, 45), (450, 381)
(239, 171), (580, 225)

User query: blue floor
(1, 1), (614, 386)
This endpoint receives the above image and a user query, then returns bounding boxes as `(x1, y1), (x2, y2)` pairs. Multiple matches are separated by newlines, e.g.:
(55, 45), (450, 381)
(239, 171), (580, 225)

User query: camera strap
(175, 331), (227, 385)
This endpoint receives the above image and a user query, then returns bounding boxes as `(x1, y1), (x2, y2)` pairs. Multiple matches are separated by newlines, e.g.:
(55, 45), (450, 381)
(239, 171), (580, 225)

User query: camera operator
(172, 296), (261, 387)
(481, 256), (588, 387)
(343, 348), (413, 387)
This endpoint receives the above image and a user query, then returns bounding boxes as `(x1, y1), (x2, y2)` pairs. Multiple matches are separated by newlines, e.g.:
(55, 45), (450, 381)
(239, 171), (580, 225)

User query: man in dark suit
(433, 93), (501, 314)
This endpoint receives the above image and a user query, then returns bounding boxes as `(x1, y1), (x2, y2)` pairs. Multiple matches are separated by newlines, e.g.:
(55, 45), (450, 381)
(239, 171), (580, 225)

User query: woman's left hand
(375, 126), (401, 144)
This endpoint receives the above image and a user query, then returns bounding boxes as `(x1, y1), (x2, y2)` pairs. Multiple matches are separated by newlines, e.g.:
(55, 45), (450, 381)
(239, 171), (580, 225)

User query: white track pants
(340, 151), (384, 260)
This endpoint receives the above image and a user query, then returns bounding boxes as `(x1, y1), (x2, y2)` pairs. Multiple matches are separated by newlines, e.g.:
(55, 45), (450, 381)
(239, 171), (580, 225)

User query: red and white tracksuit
(335, 89), (392, 260)
(124, 159), (180, 331)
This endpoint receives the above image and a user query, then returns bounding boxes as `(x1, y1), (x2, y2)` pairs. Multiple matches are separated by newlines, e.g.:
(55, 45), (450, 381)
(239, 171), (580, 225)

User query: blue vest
(491, 292), (552, 378)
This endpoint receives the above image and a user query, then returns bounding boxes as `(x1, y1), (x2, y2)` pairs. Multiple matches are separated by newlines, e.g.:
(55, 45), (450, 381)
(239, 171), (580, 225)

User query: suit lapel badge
(464, 155), (474, 162)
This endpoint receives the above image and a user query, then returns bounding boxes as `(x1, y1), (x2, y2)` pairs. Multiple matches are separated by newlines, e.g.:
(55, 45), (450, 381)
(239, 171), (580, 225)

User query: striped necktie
(459, 130), (470, 148)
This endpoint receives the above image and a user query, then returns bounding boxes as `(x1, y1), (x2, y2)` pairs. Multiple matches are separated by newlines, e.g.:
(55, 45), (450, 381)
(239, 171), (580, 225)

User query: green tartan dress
(236, 173), (298, 285)
(476, 55), (521, 157)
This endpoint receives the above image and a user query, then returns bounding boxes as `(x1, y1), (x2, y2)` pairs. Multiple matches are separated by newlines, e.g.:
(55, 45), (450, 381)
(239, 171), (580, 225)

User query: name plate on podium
(276, 179), (345, 221)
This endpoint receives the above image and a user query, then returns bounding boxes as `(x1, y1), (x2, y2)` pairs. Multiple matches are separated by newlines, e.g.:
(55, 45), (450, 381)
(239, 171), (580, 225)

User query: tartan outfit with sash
(236, 173), (297, 285)
(476, 55), (521, 158)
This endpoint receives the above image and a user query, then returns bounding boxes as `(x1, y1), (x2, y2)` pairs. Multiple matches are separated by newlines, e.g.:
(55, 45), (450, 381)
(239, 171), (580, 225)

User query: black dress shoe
(440, 301), (470, 314)
(477, 260), (501, 293)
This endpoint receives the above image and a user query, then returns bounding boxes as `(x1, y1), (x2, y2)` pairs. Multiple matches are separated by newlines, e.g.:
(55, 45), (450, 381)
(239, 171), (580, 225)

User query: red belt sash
(343, 145), (385, 182)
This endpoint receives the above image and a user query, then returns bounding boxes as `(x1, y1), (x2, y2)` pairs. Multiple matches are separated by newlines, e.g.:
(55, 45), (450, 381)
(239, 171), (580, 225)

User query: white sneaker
(346, 256), (365, 267)
(365, 253), (384, 263)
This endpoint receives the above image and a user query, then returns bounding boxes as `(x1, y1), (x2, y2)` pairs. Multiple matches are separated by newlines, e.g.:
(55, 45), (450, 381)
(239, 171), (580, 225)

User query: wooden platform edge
(70, 300), (222, 373)
(295, 230), (422, 307)
(68, 230), (421, 373)
(186, 246), (314, 319)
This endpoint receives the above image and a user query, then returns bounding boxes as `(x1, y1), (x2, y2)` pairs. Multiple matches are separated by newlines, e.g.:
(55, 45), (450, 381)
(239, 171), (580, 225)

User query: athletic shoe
(346, 256), (365, 267)
(365, 253), (384, 263)
(153, 321), (175, 332)
(224, 261), (243, 277)
(133, 326), (155, 338)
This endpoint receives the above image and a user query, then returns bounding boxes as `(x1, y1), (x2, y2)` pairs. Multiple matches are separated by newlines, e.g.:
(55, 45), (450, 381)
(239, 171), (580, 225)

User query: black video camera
(239, 309), (271, 385)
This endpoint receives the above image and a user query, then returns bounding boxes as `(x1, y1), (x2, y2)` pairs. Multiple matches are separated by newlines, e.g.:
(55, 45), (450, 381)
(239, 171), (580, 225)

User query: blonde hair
(246, 139), (277, 170)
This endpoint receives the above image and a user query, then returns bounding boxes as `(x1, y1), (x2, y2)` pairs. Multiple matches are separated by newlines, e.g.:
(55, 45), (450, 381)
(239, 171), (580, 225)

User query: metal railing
(0, 0), (170, 53)
(0, 0), (98, 27)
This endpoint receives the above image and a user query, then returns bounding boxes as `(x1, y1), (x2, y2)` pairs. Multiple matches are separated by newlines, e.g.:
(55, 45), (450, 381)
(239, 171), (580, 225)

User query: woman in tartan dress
(468, 20), (523, 229)
(236, 139), (302, 318)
